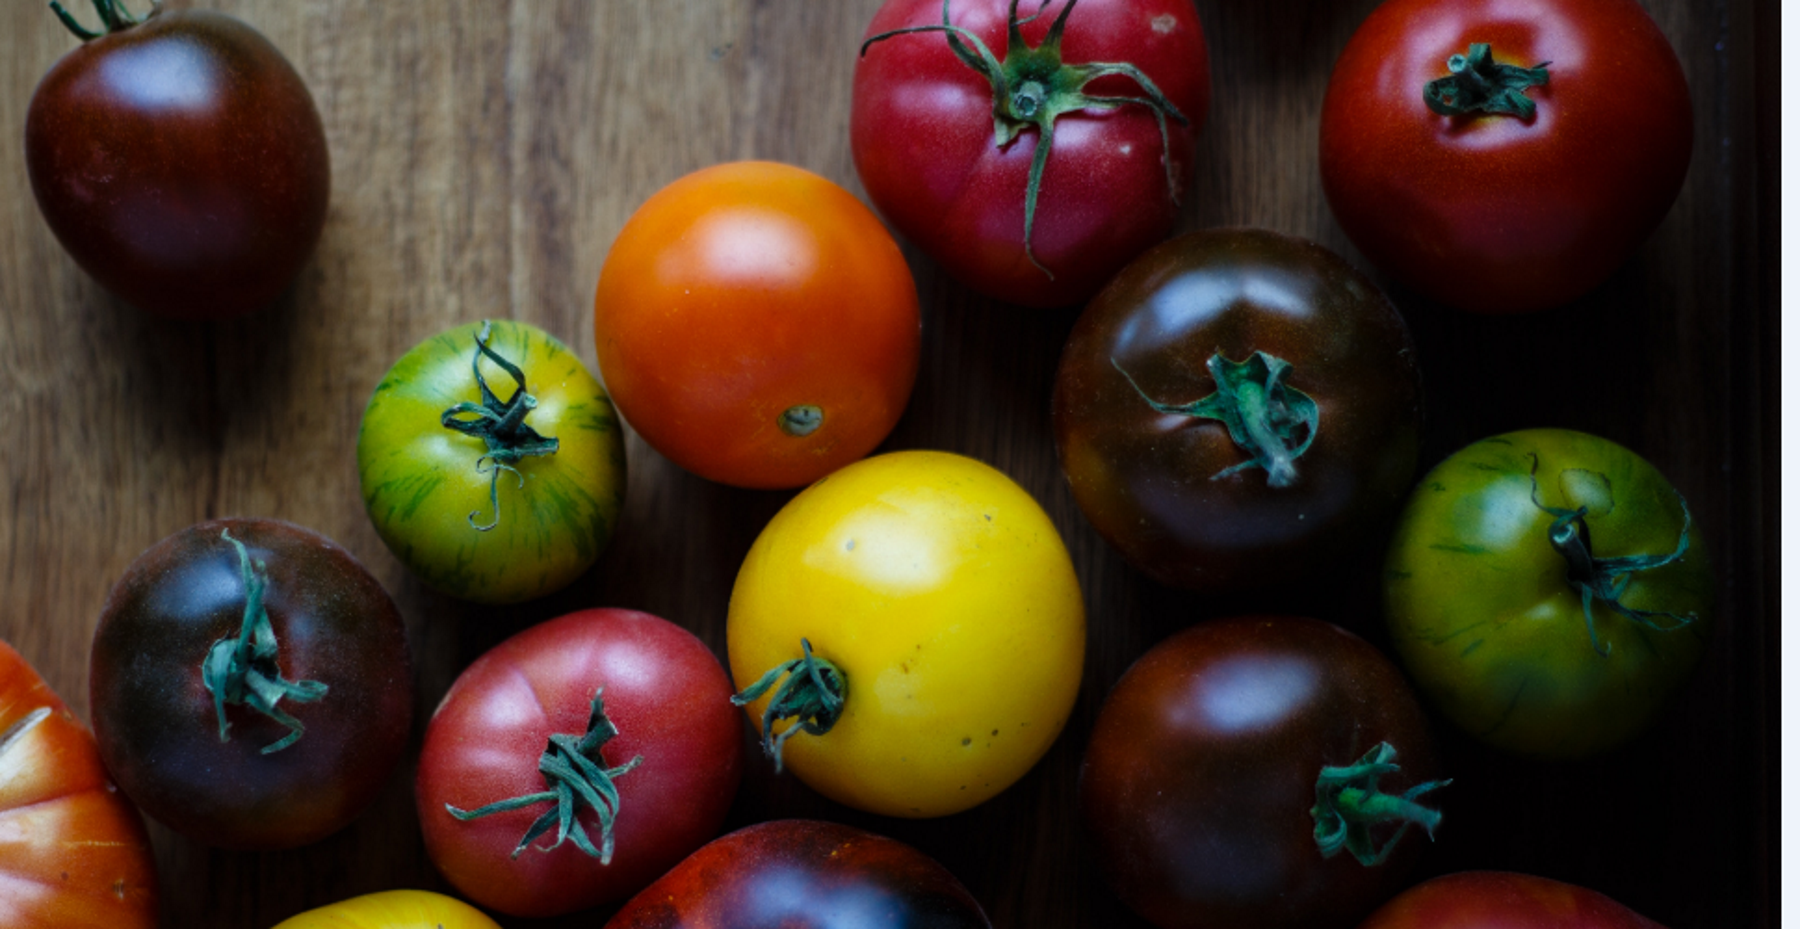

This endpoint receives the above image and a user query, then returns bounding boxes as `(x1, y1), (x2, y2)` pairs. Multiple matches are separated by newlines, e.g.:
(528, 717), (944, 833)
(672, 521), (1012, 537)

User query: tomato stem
(1112, 351), (1318, 488)
(440, 321), (560, 532)
(199, 530), (329, 755)
(446, 687), (643, 863)
(1311, 741), (1449, 867)
(48, 0), (143, 41)
(1423, 43), (1550, 119)
(861, 0), (1190, 280)
(780, 404), (824, 437)
(731, 638), (846, 773)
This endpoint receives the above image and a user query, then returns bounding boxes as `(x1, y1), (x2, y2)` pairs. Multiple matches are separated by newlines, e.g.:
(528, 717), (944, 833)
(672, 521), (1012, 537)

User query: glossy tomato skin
(605, 819), (991, 929)
(358, 320), (627, 604)
(1383, 429), (1712, 758)
(1358, 871), (1666, 929)
(594, 161), (920, 489)
(1319, 0), (1691, 314)
(728, 450), (1085, 818)
(89, 518), (412, 850)
(417, 609), (743, 918)
(25, 8), (329, 319)
(0, 641), (157, 929)
(1081, 616), (1443, 929)
(853, 0), (1209, 308)
(1053, 228), (1422, 593)
(271, 890), (502, 929)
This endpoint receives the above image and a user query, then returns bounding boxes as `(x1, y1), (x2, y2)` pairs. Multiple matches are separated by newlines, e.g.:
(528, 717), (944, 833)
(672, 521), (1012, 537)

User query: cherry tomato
(1053, 228), (1422, 593)
(416, 608), (743, 918)
(0, 640), (157, 929)
(25, 2), (329, 319)
(1383, 429), (1712, 758)
(727, 450), (1084, 818)
(1319, 0), (1692, 313)
(89, 518), (412, 849)
(270, 890), (501, 929)
(594, 161), (920, 489)
(1081, 616), (1447, 929)
(853, 0), (1210, 307)
(604, 819), (991, 929)
(1358, 871), (1666, 929)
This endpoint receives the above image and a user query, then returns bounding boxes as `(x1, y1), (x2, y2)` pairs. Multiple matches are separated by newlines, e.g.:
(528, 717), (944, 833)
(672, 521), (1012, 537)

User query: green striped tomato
(357, 320), (626, 604)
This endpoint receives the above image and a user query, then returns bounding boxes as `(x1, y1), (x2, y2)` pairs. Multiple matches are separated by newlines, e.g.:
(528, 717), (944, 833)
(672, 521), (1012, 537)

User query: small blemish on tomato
(844, 538), (856, 551)
(961, 736), (972, 746)
(1151, 13), (1176, 33)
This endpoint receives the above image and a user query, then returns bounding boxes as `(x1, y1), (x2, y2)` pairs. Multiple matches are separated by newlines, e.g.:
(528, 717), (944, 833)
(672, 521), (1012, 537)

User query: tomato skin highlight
(270, 889), (502, 929)
(1319, 0), (1692, 314)
(594, 161), (920, 489)
(1357, 871), (1666, 929)
(416, 608), (743, 918)
(25, 8), (329, 319)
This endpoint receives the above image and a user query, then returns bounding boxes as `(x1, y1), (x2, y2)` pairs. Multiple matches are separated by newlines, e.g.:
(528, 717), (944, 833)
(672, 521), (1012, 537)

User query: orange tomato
(594, 161), (920, 489)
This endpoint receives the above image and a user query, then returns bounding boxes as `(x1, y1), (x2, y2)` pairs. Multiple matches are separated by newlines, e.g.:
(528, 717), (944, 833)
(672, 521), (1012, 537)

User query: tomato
(25, 3), (329, 319)
(1053, 228), (1422, 593)
(604, 819), (991, 928)
(1383, 429), (1711, 758)
(416, 608), (743, 918)
(594, 161), (920, 489)
(727, 450), (1084, 817)
(1358, 871), (1665, 929)
(1081, 616), (1447, 929)
(0, 640), (157, 929)
(1318, 0), (1692, 314)
(852, 0), (1209, 308)
(89, 518), (412, 849)
(358, 319), (626, 604)
(270, 890), (501, 929)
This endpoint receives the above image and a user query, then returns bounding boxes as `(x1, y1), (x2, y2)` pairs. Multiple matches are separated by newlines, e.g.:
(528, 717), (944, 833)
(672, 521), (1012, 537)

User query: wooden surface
(0, 1), (1775, 927)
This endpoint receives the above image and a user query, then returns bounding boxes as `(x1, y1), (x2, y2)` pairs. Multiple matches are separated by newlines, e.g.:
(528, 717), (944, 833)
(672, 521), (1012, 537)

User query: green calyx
(1424, 43), (1551, 119)
(200, 530), (329, 755)
(1113, 351), (1319, 488)
(861, 0), (1189, 280)
(441, 321), (559, 532)
(731, 638), (846, 773)
(446, 687), (643, 863)
(49, 0), (145, 41)
(1526, 454), (1700, 656)
(779, 404), (824, 437)
(1311, 742), (1449, 867)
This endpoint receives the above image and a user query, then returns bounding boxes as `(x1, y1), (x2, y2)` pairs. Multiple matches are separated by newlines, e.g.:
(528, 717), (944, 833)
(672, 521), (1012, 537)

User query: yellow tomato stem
(731, 638), (846, 773)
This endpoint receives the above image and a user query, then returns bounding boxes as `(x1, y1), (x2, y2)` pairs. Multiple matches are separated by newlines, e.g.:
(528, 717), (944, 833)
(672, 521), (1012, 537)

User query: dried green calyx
(1311, 742), (1449, 866)
(200, 530), (328, 755)
(441, 321), (559, 532)
(731, 638), (846, 773)
(1113, 351), (1319, 488)
(1424, 43), (1550, 119)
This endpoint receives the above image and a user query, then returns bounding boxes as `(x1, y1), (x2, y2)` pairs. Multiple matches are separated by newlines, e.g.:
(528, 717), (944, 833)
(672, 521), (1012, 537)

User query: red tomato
(0, 640), (157, 929)
(416, 608), (743, 918)
(594, 161), (920, 489)
(853, 0), (1210, 308)
(1359, 871), (1665, 929)
(1318, 0), (1691, 313)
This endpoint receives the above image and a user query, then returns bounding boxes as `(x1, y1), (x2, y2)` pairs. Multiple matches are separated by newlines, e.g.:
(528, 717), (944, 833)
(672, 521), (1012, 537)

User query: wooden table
(0, 1), (1775, 926)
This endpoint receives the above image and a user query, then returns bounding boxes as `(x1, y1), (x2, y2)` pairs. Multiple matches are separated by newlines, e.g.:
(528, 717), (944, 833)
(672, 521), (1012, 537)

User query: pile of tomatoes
(7, 0), (1722, 927)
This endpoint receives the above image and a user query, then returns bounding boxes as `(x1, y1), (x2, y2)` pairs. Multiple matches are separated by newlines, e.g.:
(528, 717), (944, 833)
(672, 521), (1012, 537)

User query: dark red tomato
(89, 518), (411, 850)
(852, 0), (1209, 308)
(1359, 872), (1665, 929)
(417, 608), (743, 918)
(1081, 616), (1447, 929)
(1053, 228), (1421, 593)
(1319, 0), (1691, 314)
(605, 819), (991, 929)
(25, 3), (329, 319)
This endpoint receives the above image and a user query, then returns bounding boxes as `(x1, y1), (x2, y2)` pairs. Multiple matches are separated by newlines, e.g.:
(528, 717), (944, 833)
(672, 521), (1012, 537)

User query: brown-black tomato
(604, 819), (991, 929)
(89, 518), (411, 850)
(1080, 616), (1446, 929)
(1052, 228), (1421, 593)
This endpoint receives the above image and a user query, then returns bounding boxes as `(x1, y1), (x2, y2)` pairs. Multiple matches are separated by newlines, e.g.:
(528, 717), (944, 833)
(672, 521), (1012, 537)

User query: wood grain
(0, 0), (1774, 926)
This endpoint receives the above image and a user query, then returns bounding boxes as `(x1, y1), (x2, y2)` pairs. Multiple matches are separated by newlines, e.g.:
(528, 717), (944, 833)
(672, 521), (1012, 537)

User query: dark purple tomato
(25, 4), (329, 319)
(604, 819), (991, 929)
(89, 518), (411, 850)
(1081, 616), (1446, 929)
(1052, 228), (1422, 593)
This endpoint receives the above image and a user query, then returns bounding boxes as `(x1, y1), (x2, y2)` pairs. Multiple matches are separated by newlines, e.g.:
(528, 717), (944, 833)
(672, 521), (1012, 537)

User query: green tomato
(1383, 428), (1711, 758)
(357, 320), (626, 604)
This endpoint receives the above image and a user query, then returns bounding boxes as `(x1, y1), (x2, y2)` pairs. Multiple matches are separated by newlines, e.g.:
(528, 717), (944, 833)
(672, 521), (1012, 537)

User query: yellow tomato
(727, 450), (1086, 817)
(269, 890), (500, 929)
